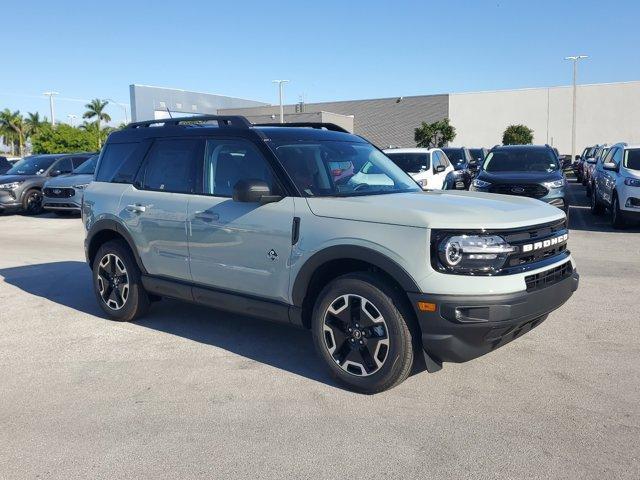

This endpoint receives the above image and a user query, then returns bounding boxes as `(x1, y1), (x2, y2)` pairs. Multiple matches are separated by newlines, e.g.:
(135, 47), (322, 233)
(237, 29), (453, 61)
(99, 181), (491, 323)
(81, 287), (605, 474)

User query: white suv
(383, 148), (454, 189)
(591, 143), (640, 228)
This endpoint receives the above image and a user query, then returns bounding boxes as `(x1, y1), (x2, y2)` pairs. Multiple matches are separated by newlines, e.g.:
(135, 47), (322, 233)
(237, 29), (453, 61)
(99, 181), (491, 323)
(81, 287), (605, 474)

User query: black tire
(590, 186), (604, 215)
(92, 240), (149, 321)
(611, 194), (626, 229)
(21, 189), (44, 215)
(311, 272), (415, 394)
(585, 182), (592, 198)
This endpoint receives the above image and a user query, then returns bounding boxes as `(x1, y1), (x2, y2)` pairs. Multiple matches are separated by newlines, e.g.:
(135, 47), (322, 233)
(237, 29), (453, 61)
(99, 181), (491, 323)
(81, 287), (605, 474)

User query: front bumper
(0, 190), (21, 212)
(409, 269), (579, 363)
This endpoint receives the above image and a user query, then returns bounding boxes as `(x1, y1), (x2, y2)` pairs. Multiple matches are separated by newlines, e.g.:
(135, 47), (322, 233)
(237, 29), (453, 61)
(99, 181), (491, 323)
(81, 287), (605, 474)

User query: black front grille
(525, 262), (573, 292)
(489, 183), (548, 199)
(502, 219), (569, 269)
(44, 187), (75, 198)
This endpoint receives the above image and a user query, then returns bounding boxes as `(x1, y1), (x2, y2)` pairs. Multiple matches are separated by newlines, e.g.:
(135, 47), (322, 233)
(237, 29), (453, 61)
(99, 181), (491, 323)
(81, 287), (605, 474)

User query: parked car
(585, 145), (609, 197)
(0, 152), (95, 215)
(468, 147), (488, 174)
(469, 144), (569, 212)
(0, 156), (11, 175)
(383, 147), (454, 189)
(43, 154), (99, 216)
(591, 143), (640, 228)
(575, 146), (595, 183)
(441, 147), (475, 188)
(83, 115), (578, 393)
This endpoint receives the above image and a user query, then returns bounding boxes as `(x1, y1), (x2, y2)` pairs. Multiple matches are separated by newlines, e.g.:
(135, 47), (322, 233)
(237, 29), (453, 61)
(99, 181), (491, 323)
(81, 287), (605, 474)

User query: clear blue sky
(2, 0), (639, 124)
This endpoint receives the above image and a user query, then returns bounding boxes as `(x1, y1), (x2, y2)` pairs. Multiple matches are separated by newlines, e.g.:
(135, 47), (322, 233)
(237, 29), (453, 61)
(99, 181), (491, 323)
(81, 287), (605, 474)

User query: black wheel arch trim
(86, 219), (148, 274)
(291, 245), (420, 307)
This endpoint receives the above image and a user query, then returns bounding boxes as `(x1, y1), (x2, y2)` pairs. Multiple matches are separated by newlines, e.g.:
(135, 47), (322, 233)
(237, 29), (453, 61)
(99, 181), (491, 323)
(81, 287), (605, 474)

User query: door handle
(126, 203), (147, 214)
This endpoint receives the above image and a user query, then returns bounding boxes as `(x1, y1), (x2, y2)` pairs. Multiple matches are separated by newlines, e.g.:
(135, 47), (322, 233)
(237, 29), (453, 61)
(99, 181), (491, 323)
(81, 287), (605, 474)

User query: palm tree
(0, 109), (26, 156)
(83, 99), (111, 148)
(25, 111), (45, 137)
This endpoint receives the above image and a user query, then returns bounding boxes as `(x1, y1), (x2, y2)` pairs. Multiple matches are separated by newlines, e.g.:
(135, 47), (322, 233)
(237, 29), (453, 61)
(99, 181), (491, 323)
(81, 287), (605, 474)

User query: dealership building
(130, 81), (640, 154)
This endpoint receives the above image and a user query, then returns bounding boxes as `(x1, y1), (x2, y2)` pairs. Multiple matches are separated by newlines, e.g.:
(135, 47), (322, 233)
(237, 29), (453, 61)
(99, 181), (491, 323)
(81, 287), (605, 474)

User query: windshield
(385, 152), (430, 173)
(6, 155), (57, 176)
(624, 149), (640, 171)
(469, 149), (485, 161)
(441, 148), (466, 165)
(483, 149), (559, 173)
(271, 141), (420, 197)
(73, 155), (98, 174)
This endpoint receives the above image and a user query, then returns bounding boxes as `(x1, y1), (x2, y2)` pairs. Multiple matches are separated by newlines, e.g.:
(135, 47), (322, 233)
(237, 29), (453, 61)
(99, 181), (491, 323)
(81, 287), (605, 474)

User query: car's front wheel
(92, 240), (150, 321)
(22, 189), (43, 215)
(611, 194), (626, 229)
(591, 186), (604, 215)
(311, 273), (415, 394)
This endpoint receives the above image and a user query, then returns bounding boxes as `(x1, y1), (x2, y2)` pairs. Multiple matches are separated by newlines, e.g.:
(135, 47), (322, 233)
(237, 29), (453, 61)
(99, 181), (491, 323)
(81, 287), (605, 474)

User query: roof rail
(126, 115), (251, 129)
(253, 122), (350, 134)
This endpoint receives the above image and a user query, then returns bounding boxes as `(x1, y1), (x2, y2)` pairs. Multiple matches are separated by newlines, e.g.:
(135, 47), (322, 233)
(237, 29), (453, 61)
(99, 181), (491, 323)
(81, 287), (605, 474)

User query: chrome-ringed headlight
(432, 233), (516, 275)
(624, 177), (640, 187)
(543, 179), (565, 189)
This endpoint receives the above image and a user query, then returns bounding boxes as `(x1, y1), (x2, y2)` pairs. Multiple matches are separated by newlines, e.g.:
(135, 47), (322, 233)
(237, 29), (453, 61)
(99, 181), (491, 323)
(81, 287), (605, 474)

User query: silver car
(43, 155), (98, 215)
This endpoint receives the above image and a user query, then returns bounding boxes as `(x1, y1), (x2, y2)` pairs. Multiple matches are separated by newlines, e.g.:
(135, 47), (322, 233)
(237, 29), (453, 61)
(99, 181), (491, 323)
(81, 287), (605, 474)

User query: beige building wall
(449, 81), (640, 154)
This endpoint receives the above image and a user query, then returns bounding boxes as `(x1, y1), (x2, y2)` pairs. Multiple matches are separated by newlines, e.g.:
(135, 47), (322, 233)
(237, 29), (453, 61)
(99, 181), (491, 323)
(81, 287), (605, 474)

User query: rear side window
(96, 142), (141, 182)
(140, 138), (202, 194)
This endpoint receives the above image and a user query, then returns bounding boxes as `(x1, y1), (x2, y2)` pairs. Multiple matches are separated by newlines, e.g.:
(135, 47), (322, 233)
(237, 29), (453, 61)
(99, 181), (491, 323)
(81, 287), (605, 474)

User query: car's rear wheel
(92, 240), (149, 321)
(22, 189), (43, 215)
(585, 181), (592, 198)
(611, 194), (626, 229)
(311, 273), (415, 394)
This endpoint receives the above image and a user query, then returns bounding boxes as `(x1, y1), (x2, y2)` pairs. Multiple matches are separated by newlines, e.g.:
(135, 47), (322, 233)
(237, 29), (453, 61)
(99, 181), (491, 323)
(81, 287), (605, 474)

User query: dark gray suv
(0, 153), (94, 214)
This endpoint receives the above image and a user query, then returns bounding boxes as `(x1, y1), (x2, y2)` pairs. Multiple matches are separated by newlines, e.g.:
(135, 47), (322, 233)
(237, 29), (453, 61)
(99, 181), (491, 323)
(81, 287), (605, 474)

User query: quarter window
(141, 139), (201, 194)
(96, 142), (142, 182)
(203, 139), (275, 197)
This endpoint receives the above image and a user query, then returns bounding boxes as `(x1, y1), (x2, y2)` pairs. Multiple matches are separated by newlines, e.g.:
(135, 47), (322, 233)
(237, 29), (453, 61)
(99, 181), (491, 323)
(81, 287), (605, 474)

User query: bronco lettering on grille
(521, 233), (568, 253)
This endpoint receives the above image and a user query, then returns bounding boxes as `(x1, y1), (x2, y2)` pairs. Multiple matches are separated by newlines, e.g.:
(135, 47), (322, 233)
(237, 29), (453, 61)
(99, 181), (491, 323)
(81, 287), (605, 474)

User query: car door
(602, 147), (621, 205)
(119, 137), (202, 281)
(187, 137), (294, 303)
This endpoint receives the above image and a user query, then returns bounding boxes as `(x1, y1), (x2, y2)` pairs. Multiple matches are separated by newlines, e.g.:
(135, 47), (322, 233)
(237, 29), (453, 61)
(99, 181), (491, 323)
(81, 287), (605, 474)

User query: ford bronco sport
(83, 115), (579, 393)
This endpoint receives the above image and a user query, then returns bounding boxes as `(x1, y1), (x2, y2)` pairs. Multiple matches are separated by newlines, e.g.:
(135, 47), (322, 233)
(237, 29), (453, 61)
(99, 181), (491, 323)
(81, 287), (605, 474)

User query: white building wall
(449, 81), (640, 154)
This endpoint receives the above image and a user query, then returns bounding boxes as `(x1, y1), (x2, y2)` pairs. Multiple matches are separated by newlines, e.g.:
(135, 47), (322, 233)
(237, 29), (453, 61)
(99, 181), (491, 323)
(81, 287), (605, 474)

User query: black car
(0, 152), (96, 215)
(574, 146), (595, 183)
(441, 147), (474, 189)
(0, 156), (12, 175)
(468, 148), (488, 173)
(469, 145), (569, 212)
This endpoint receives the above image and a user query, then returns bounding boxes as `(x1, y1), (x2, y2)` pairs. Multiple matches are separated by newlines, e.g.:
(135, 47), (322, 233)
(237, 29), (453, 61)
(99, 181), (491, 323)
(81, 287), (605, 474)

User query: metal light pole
(43, 91), (59, 126)
(564, 55), (588, 162)
(105, 98), (130, 124)
(272, 80), (289, 123)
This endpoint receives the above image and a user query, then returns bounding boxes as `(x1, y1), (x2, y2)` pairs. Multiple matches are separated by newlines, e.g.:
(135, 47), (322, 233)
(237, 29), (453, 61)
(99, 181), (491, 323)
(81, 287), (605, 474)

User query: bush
(502, 125), (534, 145)
(31, 124), (96, 154)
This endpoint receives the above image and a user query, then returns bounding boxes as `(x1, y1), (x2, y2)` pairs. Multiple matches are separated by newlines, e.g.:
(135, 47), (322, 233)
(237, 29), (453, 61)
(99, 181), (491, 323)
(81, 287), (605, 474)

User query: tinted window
(71, 156), (90, 168)
(483, 148), (559, 173)
(73, 155), (98, 174)
(95, 143), (141, 182)
(385, 152), (430, 173)
(54, 158), (73, 174)
(438, 151), (450, 168)
(273, 141), (420, 197)
(7, 155), (58, 175)
(624, 149), (640, 171)
(204, 139), (275, 197)
(441, 148), (463, 163)
(141, 139), (201, 194)
(469, 149), (485, 161)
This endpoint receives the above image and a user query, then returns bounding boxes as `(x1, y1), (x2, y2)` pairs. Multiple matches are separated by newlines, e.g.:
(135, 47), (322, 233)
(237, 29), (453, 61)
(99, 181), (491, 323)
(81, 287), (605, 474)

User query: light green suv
(83, 115), (579, 393)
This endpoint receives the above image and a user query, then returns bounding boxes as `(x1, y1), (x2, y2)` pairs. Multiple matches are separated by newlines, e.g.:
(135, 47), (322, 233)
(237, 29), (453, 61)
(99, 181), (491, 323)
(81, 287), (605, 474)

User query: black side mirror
(233, 179), (282, 204)
(434, 165), (446, 173)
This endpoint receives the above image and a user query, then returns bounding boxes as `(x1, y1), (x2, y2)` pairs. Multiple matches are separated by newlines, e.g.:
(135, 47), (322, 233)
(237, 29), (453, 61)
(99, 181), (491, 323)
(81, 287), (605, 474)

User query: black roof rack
(126, 115), (252, 129)
(253, 122), (350, 134)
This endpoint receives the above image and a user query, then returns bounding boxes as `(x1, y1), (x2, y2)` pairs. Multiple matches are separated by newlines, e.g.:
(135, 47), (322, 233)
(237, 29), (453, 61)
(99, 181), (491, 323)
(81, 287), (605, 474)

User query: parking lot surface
(1, 179), (639, 479)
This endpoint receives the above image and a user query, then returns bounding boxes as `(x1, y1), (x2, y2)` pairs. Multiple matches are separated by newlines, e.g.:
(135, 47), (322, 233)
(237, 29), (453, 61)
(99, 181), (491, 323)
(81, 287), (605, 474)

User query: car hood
(477, 170), (561, 183)
(0, 174), (39, 184)
(44, 173), (94, 188)
(305, 190), (565, 229)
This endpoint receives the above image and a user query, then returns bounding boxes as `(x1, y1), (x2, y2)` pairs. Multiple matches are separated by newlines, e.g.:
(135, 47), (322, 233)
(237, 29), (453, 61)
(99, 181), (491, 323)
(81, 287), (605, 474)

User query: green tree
(83, 99), (111, 148)
(25, 111), (46, 137)
(502, 124), (534, 145)
(0, 109), (27, 156)
(414, 118), (456, 148)
(31, 123), (95, 154)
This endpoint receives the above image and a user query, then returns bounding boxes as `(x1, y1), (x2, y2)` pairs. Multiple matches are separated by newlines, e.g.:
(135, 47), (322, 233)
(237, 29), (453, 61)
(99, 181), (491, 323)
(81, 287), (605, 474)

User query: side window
(612, 148), (623, 166)
(140, 138), (201, 194)
(54, 158), (73, 174)
(203, 139), (275, 197)
(96, 142), (142, 183)
(439, 151), (450, 168)
(431, 152), (440, 171)
(72, 156), (88, 169)
(602, 148), (615, 165)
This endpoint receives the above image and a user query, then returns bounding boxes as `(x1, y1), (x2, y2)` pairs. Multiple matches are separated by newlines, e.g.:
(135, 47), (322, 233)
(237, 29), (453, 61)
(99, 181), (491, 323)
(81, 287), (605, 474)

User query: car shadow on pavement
(0, 260), (342, 389)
